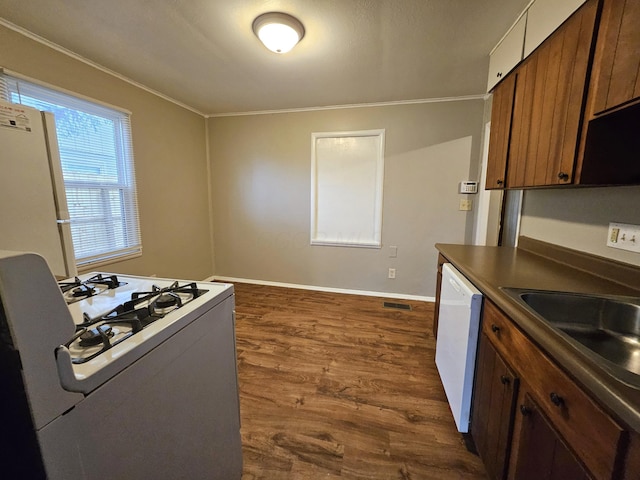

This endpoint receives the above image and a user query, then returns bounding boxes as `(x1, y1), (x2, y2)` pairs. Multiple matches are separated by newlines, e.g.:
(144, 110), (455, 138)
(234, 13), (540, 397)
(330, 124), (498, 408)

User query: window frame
(0, 69), (142, 268)
(310, 129), (385, 248)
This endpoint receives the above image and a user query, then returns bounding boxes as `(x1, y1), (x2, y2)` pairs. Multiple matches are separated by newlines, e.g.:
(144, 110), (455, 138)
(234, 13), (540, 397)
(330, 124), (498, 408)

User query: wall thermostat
(459, 181), (478, 194)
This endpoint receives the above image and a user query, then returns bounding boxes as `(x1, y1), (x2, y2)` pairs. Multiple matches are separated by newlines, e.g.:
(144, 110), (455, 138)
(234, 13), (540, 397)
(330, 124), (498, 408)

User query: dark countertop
(435, 239), (640, 432)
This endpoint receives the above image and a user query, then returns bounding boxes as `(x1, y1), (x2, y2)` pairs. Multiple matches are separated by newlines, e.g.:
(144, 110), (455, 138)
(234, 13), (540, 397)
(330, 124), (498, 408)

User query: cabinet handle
(557, 172), (569, 181)
(497, 72), (503, 78)
(491, 324), (500, 334)
(496, 179), (504, 186)
(500, 375), (511, 385)
(520, 405), (531, 416)
(549, 392), (564, 407)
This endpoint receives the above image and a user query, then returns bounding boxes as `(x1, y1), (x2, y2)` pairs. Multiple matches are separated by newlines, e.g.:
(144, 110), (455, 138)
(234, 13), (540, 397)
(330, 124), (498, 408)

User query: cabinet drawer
(483, 300), (626, 480)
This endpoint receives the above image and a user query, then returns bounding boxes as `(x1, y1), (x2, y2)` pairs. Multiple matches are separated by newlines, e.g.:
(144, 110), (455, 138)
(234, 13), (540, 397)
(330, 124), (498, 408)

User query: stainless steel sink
(502, 288), (640, 387)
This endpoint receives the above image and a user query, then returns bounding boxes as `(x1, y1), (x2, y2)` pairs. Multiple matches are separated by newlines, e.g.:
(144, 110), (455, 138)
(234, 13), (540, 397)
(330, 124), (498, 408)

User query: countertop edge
(435, 242), (640, 433)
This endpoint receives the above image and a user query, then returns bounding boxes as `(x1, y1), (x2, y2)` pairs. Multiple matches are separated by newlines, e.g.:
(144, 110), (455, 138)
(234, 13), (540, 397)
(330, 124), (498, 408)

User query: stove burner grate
(86, 273), (125, 290)
(79, 324), (115, 347)
(65, 281), (207, 363)
(59, 274), (127, 304)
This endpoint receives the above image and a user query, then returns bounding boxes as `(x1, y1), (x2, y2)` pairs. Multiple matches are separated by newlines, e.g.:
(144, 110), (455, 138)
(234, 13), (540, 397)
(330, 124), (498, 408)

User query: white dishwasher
(435, 263), (483, 433)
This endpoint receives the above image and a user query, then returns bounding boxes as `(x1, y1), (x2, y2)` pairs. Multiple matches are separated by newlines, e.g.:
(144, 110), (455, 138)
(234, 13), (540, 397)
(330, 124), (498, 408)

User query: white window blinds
(311, 130), (385, 248)
(0, 72), (142, 267)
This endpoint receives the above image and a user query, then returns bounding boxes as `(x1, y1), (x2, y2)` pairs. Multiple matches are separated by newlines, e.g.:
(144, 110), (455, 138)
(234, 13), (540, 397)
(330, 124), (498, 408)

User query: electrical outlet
(388, 268), (396, 279)
(607, 222), (640, 253)
(610, 227), (620, 243)
(459, 199), (472, 211)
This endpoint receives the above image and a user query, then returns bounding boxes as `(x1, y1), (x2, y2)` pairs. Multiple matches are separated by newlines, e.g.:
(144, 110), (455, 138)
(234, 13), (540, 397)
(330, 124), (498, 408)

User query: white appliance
(0, 100), (76, 277)
(0, 250), (242, 479)
(435, 263), (483, 433)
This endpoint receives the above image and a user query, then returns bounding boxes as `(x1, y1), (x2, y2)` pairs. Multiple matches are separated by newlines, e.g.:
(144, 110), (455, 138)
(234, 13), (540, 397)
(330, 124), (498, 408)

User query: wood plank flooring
(233, 283), (486, 480)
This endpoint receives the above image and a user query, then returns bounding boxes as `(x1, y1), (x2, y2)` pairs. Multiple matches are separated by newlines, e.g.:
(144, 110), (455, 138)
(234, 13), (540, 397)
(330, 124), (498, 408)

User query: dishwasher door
(435, 263), (483, 433)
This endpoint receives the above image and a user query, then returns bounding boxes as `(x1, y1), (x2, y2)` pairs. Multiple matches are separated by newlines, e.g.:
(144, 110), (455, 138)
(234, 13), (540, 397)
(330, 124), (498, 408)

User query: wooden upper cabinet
(507, 0), (598, 187)
(591, 0), (640, 114)
(574, 0), (640, 185)
(485, 0), (599, 190)
(486, 74), (516, 190)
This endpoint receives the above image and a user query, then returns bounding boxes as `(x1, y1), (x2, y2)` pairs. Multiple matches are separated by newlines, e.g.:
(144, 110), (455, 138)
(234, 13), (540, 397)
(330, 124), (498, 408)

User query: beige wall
(209, 100), (485, 297)
(0, 25), (213, 280)
(520, 186), (640, 266)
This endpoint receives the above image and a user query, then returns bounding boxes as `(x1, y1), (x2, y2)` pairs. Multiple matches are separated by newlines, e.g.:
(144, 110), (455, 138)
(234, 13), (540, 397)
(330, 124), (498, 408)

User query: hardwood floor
(234, 283), (487, 480)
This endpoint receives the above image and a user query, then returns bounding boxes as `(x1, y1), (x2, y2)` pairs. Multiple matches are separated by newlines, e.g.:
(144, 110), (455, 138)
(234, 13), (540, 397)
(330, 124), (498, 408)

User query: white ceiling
(0, 0), (530, 115)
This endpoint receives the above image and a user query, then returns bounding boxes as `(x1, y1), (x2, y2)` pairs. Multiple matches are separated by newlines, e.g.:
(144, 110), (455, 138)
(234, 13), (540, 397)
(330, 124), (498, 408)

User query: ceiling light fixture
(252, 12), (305, 54)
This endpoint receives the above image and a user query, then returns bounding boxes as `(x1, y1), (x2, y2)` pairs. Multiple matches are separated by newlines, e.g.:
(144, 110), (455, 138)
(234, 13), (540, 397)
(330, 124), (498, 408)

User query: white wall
(520, 186), (640, 266)
(209, 100), (485, 297)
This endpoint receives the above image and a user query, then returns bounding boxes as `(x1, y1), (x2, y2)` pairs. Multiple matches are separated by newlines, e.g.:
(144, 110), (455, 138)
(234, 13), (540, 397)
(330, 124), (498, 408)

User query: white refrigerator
(0, 100), (77, 277)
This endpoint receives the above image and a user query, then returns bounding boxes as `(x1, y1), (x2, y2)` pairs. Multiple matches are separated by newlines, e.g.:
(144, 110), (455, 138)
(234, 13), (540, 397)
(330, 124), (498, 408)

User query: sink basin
(502, 288), (640, 387)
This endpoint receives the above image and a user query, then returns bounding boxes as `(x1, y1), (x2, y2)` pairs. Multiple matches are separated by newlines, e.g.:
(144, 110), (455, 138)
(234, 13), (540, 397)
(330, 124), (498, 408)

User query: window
(311, 130), (385, 247)
(1, 71), (142, 267)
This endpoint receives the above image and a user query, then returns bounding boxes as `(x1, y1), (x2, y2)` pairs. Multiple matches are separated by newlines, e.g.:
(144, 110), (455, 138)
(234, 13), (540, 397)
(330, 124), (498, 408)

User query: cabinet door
(472, 332), (519, 480)
(486, 74), (516, 190)
(487, 14), (527, 92)
(524, 0), (587, 57)
(592, 0), (640, 114)
(513, 392), (590, 480)
(508, 0), (598, 187)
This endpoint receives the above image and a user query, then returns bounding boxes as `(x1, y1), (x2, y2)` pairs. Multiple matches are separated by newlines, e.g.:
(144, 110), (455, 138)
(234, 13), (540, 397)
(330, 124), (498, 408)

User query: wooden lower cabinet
(512, 391), (590, 480)
(472, 332), (519, 480)
(471, 299), (629, 479)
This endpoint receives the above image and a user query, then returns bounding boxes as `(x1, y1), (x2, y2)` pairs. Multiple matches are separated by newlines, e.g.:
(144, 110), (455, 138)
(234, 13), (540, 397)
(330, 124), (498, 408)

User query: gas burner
(156, 293), (180, 309)
(59, 274), (127, 304)
(59, 277), (83, 294)
(64, 283), (97, 303)
(65, 322), (126, 364)
(130, 282), (203, 302)
(59, 277), (96, 303)
(151, 292), (182, 315)
(86, 273), (126, 290)
(79, 324), (116, 347)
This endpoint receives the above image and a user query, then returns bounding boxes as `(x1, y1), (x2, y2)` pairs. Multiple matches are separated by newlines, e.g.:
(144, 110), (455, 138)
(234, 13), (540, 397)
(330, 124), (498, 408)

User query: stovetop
(57, 272), (232, 367)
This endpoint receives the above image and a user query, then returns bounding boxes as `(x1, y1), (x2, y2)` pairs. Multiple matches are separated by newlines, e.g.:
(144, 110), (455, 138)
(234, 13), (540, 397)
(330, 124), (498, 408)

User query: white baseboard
(204, 275), (434, 302)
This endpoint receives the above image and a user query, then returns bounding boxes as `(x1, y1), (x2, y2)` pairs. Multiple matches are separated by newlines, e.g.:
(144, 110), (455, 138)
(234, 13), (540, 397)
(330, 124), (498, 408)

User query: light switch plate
(607, 222), (640, 253)
(459, 199), (472, 211)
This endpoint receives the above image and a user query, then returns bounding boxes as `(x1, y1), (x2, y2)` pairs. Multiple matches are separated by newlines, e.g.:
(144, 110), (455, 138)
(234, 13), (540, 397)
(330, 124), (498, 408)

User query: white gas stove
(0, 251), (242, 479)
(56, 271), (234, 393)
